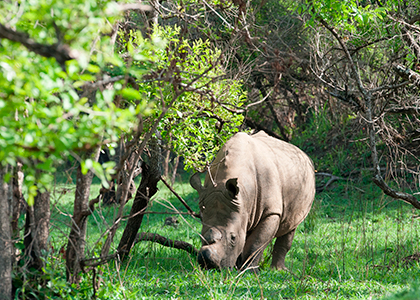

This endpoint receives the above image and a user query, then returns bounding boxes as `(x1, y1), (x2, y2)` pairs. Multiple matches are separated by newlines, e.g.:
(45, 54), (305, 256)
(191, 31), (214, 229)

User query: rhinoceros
(190, 131), (315, 271)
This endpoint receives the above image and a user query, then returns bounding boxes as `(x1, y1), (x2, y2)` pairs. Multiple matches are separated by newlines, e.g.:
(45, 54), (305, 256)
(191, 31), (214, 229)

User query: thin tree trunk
(117, 139), (161, 260)
(0, 165), (12, 300)
(66, 147), (101, 283)
(34, 190), (50, 255)
(163, 147), (170, 179)
(170, 155), (179, 186)
(24, 205), (42, 270)
(23, 168), (51, 272)
(11, 162), (23, 240)
(149, 0), (159, 28)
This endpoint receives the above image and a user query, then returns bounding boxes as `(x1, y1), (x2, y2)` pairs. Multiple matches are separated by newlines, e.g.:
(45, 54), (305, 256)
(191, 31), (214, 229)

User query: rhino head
(190, 173), (247, 269)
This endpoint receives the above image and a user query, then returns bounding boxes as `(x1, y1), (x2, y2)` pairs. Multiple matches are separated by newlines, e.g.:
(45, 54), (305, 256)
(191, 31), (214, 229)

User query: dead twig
(160, 176), (200, 218)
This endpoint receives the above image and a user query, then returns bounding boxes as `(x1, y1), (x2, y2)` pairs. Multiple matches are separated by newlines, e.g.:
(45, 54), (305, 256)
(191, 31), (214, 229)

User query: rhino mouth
(197, 246), (221, 269)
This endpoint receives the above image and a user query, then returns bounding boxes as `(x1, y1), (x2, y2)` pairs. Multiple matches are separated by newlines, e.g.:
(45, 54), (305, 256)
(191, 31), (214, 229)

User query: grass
(18, 172), (420, 299)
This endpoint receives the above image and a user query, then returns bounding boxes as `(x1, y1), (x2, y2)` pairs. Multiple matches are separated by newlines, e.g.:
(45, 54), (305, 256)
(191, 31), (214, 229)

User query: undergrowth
(13, 172), (419, 299)
(13, 112), (420, 299)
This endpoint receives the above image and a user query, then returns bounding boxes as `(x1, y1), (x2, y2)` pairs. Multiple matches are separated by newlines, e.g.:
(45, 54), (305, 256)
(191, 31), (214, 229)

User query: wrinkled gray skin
(190, 131), (315, 271)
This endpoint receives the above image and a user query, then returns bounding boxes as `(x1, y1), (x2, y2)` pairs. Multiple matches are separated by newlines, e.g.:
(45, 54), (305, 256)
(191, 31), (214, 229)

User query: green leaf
(121, 88), (142, 100)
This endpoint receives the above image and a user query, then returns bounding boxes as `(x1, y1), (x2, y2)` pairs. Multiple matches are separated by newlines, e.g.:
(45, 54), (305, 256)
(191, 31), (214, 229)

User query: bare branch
(117, 3), (153, 11)
(317, 17), (420, 210)
(388, 14), (420, 32)
(244, 117), (285, 140)
(385, 106), (420, 115)
(80, 75), (126, 97)
(80, 253), (118, 270)
(392, 64), (420, 86)
(372, 175), (420, 209)
(315, 172), (346, 193)
(370, 80), (410, 94)
(160, 176), (200, 218)
(82, 232), (198, 271)
(135, 232), (198, 255)
(318, 18), (368, 97)
(201, 0), (234, 30)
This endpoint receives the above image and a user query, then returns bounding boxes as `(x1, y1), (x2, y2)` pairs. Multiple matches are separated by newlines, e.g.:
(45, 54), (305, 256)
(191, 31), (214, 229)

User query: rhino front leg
(238, 214), (280, 271)
(271, 229), (295, 270)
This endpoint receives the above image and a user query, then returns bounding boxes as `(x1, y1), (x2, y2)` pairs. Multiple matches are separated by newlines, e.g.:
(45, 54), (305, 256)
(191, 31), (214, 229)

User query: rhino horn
(190, 172), (204, 192)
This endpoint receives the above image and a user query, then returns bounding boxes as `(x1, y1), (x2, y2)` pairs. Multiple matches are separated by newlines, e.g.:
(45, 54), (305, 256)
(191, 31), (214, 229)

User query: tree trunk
(34, 190), (50, 253)
(163, 147), (170, 179)
(23, 190), (50, 272)
(0, 165), (12, 300)
(117, 139), (161, 260)
(23, 166), (51, 272)
(66, 148), (101, 284)
(171, 155), (179, 186)
(11, 162), (23, 240)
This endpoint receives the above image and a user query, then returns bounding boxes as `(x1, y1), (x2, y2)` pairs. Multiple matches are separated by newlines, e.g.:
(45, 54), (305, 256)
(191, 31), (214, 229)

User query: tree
(0, 165), (12, 299)
(0, 0), (247, 294)
(303, 0), (420, 207)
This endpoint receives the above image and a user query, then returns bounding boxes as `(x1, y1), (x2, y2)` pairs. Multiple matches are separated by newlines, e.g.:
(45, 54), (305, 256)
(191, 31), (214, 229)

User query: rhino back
(205, 131), (315, 234)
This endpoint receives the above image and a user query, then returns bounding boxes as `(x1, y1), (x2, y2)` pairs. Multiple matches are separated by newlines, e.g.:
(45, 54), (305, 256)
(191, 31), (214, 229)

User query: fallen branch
(80, 232), (199, 271)
(80, 253), (118, 271)
(135, 232), (198, 255)
(315, 172), (346, 193)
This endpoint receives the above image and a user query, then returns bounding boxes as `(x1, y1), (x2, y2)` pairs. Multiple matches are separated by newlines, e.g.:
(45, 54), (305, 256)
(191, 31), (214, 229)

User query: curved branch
(317, 18), (367, 97)
(372, 175), (420, 209)
(81, 232), (199, 271)
(135, 232), (198, 255)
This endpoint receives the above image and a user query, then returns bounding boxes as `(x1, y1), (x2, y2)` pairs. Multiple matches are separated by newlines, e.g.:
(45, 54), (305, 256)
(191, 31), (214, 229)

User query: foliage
(0, 0), (159, 199)
(0, 0), (246, 195)
(304, 0), (388, 30)
(128, 25), (246, 171)
(155, 33), (245, 170)
(3, 0), (420, 298)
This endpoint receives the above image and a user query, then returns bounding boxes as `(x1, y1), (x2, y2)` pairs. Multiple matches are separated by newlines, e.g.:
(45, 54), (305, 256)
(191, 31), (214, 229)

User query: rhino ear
(226, 178), (239, 198)
(190, 173), (204, 193)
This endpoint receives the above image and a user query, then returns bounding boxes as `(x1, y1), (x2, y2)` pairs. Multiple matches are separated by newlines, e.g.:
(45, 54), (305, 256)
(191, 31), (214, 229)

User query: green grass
(18, 174), (420, 299)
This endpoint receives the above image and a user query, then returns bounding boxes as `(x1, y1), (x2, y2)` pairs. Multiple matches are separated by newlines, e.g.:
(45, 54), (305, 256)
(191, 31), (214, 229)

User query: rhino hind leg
(238, 214), (280, 271)
(271, 229), (296, 270)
